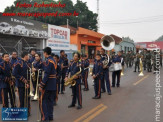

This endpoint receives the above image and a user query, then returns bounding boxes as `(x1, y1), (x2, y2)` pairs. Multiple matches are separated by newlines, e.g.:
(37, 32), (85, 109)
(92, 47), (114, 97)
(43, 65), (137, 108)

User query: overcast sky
(0, 0), (163, 42)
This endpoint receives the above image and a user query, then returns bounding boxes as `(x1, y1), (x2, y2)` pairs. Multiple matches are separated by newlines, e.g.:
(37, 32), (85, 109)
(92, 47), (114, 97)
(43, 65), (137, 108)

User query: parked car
(13, 25), (28, 35)
(39, 31), (48, 38)
(0, 22), (12, 33)
(29, 29), (39, 37)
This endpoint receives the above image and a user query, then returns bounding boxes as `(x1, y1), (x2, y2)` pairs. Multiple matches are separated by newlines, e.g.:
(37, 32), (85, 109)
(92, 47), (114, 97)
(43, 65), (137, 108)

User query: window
(88, 40), (95, 43)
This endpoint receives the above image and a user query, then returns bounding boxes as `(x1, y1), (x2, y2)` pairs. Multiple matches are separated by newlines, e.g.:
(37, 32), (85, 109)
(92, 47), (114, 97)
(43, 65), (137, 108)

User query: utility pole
(67, 19), (69, 28)
(97, 0), (100, 32)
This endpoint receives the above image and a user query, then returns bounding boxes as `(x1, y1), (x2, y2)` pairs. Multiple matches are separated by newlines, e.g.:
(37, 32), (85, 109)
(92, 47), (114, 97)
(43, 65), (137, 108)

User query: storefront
(0, 13), (48, 56)
(67, 26), (104, 59)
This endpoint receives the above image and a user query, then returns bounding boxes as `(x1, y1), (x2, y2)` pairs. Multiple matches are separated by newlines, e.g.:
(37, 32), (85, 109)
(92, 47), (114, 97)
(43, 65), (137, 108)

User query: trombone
(33, 69), (41, 101)
(29, 68), (34, 97)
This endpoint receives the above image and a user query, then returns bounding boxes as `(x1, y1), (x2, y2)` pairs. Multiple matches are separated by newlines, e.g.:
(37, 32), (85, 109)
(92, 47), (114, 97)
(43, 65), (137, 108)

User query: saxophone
(31, 62), (36, 82)
(64, 68), (81, 87)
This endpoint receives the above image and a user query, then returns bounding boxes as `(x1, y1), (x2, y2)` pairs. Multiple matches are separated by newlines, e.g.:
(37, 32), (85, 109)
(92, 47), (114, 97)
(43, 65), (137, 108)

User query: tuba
(100, 35), (115, 67)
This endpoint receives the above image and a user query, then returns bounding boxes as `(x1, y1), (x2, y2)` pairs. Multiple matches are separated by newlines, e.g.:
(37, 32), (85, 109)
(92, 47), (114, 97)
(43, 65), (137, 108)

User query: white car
(39, 31), (48, 38)
(13, 25), (28, 35)
(0, 22), (12, 33)
(29, 29), (39, 37)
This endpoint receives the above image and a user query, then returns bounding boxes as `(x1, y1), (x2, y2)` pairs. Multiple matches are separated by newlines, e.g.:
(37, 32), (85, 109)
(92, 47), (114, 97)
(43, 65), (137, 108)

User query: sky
(0, 0), (163, 42)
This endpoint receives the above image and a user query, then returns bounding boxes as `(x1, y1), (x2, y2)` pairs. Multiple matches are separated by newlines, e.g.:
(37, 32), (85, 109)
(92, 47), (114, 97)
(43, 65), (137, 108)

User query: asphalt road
(0, 66), (163, 122)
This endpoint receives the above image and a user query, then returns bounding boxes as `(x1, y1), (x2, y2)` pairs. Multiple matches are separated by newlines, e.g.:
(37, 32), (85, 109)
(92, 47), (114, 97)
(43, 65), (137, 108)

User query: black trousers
(41, 90), (55, 121)
(61, 73), (66, 92)
(72, 84), (82, 106)
(1, 87), (15, 108)
(94, 77), (101, 98)
(112, 70), (121, 86)
(18, 87), (30, 113)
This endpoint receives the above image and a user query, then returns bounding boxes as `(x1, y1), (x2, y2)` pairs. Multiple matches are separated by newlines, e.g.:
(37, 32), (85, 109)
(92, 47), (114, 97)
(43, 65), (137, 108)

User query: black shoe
(84, 88), (89, 91)
(28, 112), (31, 117)
(133, 71), (136, 72)
(77, 105), (82, 109)
(61, 91), (64, 94)
(112, 85), (115, 87)
(92, 96), (97, 99)
(108, 92), (112, 95)
(92, 96), (100, 99)
(41, 120), (50, 122)
(68, 104), (75, 108)
(53, 102), (57, 106)
(101, 90), (106, 93)
(49, 118), (53, 121)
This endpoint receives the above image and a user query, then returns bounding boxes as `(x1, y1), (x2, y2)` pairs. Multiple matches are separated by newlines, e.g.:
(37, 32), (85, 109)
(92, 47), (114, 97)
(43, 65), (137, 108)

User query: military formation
(0, 47), (162, 122)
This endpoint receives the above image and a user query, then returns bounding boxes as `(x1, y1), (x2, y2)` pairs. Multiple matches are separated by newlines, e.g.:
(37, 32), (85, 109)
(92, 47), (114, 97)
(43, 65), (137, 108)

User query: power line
(101, 14), (163, 23)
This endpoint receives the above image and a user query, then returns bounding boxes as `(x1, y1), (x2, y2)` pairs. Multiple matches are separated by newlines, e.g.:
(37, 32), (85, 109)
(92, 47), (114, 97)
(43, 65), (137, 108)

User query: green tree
(156, 35), (163, 41)
(4, 0), (98, 31)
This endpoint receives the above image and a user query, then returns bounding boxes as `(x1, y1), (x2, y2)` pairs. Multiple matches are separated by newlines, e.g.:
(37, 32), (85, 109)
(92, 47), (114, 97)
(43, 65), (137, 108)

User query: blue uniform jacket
(81, 59), (90, 73)
(56, 63), (61, 83)
(33, 60), (44, 79)
(0, 61), (12, 88)
(28, 56), (35, 64)
(112, 55), (121, 63)
(93, 60), (103, 78)
(10, 57), (21, 68)
(66, 60), (81, 84)
(40, 56), (57, 91)
(59, 56), (68, 73)
(13, 59), (29, 87)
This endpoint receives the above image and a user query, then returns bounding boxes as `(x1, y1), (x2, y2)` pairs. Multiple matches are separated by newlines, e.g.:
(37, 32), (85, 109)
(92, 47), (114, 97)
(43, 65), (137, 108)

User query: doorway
(88, 46), (96, 59)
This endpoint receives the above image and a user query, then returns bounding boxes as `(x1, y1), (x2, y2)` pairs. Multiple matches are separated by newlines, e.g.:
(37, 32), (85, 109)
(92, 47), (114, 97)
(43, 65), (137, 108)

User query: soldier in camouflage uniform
(125, 51), (130, 68)
(130, 50), (135, 67)
(133, 52), (141, 72)
(146, 50), (152, 72)
(128, 51), (132, 67)
(140, 49), (147, 70)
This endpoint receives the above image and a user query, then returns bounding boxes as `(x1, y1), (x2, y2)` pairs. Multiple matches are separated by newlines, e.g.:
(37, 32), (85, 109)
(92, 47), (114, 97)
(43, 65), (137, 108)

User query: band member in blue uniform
(53, 55), (61, 106)
(0, 53), (15, 108)
(13, 52), (30, 115)
(92, 54), (103, 99)
(100, 48), (112, 95)
(0, 52), (3, 104)
(112, 52), (122, 87)
(10, 52), (20, 68)
(32, 53), (44, 95)
(29, 48), (36, 64)
(59, 50), (68, 94)
(39, 47), (57, 121)
(65, 52), (82, 109)
(81, 55), (90, 91)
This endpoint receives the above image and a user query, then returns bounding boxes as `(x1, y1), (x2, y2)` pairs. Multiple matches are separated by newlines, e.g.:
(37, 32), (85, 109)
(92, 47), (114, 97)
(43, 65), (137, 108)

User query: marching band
(0, 37), (162, 122)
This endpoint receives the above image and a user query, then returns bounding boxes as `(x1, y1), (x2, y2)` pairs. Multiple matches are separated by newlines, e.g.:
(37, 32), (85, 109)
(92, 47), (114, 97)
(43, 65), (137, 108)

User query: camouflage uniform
(146, 51), (152, 72)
